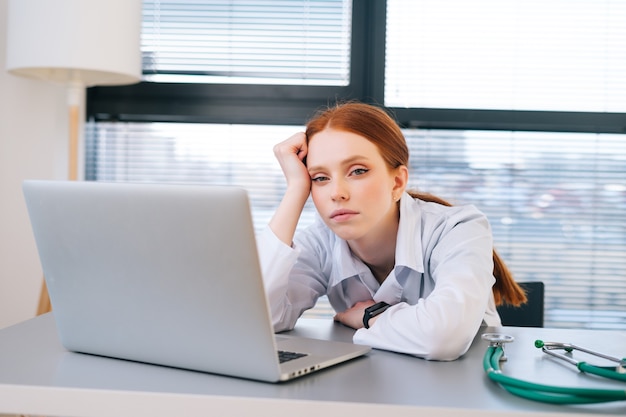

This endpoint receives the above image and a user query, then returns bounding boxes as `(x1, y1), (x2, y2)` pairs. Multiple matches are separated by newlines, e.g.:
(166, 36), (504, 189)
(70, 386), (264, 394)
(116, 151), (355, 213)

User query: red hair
(306, 102), (409, 170)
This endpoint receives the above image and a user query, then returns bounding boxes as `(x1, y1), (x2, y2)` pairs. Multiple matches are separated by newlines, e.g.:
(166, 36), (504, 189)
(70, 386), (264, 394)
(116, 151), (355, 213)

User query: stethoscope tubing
(577, 362), (626, 383)
(484, 346), (626, 405)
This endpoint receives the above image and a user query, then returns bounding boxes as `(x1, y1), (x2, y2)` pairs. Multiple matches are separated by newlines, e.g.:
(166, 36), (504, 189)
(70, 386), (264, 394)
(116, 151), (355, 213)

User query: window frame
(86, 1), (383, 126)
(87, 0), (626, 134)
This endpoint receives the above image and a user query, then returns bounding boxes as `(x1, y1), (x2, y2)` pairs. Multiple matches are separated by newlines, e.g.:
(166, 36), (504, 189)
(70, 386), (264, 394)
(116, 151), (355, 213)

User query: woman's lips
(330, 209), (359, 222)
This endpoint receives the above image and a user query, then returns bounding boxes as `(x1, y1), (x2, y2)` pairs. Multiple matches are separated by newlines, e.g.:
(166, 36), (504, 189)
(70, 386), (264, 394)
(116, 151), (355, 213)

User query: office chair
(497, 281), (545, 327)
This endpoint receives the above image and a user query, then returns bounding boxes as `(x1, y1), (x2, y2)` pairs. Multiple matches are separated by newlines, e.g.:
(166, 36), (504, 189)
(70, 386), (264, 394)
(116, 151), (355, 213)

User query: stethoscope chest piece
(482, 333), (515, 361)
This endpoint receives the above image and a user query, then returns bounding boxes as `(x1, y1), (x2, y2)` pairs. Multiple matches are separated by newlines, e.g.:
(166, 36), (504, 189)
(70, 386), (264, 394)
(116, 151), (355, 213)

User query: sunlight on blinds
(386, 0), (626, 112)
(141, 0), (352, 85)
(86, 122), (626, 330)
(406, 129), (626, 329)
(85, 123), (317, 229)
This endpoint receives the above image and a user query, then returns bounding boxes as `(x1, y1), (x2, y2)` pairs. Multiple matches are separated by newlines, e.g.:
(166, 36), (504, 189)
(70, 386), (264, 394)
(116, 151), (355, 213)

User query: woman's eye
(311, 175), (329, 183)
(351, 168), (369, 176)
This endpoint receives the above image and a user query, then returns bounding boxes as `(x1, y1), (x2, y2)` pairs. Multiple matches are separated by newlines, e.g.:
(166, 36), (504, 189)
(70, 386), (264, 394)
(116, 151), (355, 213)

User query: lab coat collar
(327, 192), (425, 287)
(395, 192), (425, 274)
(328, 238), (371, 287)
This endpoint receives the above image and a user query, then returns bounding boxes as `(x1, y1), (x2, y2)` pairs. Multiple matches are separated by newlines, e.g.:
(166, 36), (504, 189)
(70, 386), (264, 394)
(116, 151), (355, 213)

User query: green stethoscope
(482, 333), (626, 405)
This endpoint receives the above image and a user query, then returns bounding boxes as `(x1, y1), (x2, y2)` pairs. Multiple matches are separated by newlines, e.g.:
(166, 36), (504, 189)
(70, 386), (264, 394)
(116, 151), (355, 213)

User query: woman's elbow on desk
(409, 318), (479, 360)
(354, 326), (473, 361)
(272, 312), (300, 333)
(420, 334), (473, 361)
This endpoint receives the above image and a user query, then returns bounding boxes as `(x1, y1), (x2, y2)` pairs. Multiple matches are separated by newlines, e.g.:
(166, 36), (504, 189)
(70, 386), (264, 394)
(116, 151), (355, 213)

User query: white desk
(0, 314), (624, 417)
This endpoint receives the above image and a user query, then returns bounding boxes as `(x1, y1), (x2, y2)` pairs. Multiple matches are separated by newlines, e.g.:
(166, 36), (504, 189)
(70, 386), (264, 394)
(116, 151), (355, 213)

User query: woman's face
(306, 128), (407, 243)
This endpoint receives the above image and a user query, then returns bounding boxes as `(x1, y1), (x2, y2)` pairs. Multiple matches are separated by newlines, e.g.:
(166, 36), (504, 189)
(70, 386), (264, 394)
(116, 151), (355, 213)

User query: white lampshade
(6, 0), (142, 87)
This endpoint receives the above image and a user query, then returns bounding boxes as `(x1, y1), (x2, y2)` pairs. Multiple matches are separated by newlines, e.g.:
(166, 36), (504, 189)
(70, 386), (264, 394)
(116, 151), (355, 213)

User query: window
(85, 122), (318, 230)
(386, 0), (626, 113)
(141, 0), (352, 85)
(86, 0), (626, 330)
(405, 129), (626, 329)
(383, 0), (626, 329)
(87, 0), (361, 125)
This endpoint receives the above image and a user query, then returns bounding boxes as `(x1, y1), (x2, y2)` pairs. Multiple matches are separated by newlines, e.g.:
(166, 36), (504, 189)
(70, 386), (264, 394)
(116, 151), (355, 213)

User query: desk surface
(0, 314), (624, 417)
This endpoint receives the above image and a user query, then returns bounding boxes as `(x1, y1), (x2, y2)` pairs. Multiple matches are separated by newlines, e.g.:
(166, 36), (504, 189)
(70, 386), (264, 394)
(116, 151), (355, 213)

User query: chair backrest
(496, 281), (545, 327)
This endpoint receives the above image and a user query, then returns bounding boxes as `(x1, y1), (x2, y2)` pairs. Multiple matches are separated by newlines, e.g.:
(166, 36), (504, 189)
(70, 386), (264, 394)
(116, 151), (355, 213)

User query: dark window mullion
(391, 108), (626, 134)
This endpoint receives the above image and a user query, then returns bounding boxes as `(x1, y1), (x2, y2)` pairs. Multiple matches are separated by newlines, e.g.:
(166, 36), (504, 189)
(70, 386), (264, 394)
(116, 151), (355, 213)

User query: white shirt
(258, 192), (501, 360)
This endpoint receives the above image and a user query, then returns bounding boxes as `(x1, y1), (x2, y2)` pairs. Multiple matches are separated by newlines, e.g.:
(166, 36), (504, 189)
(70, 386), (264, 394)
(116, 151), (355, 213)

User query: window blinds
(141, 0), (352, 85)
(84, 123), (318, 228)
(86, 123), (626, 330)
(405, 129), (626, 329)
(386, 0), (626, 112)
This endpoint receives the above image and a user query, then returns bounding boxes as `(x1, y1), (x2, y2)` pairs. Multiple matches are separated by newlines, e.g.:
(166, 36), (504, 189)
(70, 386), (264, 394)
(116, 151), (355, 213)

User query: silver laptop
(23, 180), (370, 382)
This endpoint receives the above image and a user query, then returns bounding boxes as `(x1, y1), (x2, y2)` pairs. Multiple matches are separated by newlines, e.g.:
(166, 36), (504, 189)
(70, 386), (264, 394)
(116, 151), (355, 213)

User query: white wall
(0, 0), (69, 328)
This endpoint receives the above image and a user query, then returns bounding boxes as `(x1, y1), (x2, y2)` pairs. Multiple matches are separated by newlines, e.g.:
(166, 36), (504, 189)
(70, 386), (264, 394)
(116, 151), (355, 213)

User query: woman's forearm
(269, 185), (310, 246)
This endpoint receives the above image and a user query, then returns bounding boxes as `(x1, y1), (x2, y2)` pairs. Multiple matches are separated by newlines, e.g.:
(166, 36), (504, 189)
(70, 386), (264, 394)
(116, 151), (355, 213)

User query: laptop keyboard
(278, 350), (308, 363)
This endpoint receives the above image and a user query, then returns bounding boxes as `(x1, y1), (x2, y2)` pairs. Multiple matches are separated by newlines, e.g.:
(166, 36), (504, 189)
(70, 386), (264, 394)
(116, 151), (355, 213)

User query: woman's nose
(330, 180), (349, 201)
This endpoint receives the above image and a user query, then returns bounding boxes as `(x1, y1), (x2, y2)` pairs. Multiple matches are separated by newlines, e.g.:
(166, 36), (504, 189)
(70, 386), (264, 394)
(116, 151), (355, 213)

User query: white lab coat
(258, 192), (501, 360)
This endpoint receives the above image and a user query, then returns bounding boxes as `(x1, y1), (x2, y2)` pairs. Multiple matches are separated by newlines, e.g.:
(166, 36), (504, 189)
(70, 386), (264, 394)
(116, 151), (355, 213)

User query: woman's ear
(392, 165), (409, 198)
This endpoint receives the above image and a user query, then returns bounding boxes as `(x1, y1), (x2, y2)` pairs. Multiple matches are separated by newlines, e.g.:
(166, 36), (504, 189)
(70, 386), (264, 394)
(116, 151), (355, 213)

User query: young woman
(257, 102), (526, 360)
